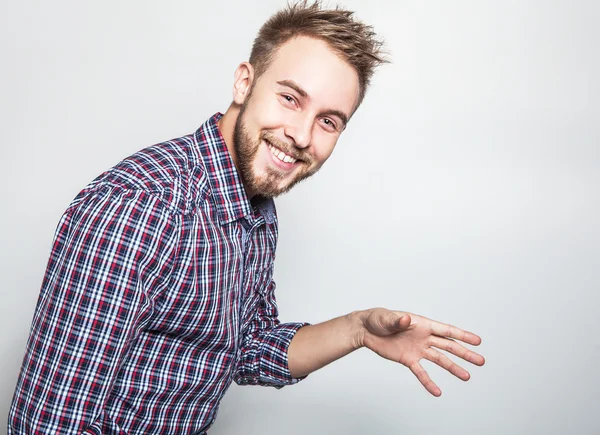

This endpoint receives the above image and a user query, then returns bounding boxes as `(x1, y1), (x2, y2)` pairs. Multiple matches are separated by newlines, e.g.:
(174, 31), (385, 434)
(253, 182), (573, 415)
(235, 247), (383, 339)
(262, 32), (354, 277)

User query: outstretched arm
(287, 308), (485, 396)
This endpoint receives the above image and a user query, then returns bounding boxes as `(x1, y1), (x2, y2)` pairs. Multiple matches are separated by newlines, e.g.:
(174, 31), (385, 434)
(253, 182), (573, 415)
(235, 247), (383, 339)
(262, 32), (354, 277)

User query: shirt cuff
(256, 321), (309, 388)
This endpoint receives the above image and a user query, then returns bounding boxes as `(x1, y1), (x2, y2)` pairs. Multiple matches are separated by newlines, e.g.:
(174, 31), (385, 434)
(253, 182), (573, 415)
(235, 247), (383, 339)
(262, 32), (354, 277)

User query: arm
(8, 186), (176, 434)
(287, 308), (485, 396)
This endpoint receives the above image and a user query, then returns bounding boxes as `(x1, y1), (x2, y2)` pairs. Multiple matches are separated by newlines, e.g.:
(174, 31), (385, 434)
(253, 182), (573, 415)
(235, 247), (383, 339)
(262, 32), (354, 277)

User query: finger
(424, 348), (470, 381)
(409, 363), (441, 397)
(430, 321), (482, 346)
(429, 336), (485, 366)
(397, 314), (411, 330)
(386, 312), (411, 331)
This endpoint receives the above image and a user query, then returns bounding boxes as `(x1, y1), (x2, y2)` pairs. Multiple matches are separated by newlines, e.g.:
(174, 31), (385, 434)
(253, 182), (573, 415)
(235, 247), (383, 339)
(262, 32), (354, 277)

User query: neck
(217, 104), (239, 165)
(216, 104), (256, 199)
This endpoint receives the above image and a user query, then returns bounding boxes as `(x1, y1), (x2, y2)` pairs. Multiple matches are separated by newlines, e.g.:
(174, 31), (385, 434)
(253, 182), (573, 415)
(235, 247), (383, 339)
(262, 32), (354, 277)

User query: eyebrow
(276, 79), (350, 129)
(277, 80), (308, 98)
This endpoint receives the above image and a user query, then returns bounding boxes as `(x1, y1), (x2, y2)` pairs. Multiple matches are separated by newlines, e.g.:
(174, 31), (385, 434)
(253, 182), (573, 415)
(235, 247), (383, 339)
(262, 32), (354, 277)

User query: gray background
(1, 0), (599, 434)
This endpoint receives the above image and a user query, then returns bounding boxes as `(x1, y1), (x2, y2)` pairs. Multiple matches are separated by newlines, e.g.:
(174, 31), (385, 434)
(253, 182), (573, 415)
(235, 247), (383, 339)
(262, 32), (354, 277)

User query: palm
(361, 308), (485, 397)
(366, 313), (431, 364)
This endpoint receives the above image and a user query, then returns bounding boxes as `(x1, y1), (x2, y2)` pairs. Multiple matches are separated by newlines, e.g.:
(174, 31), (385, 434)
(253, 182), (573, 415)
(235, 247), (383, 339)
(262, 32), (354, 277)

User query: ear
(232, 62), (255, 105)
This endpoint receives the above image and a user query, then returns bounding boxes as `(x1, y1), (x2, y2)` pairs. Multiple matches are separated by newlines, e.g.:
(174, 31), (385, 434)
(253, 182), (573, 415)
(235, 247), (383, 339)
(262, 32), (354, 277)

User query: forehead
(260, 36), (360, 115)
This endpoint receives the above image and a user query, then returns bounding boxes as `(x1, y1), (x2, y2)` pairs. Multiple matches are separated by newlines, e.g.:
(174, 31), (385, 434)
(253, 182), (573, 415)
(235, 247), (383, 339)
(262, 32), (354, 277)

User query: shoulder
(72, 133), (210, 216)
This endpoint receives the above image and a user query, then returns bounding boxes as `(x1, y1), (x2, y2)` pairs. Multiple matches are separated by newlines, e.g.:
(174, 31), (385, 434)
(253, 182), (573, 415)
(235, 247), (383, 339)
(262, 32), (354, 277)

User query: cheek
(245, 92), (287, 130)
(311, 131), (338, 164)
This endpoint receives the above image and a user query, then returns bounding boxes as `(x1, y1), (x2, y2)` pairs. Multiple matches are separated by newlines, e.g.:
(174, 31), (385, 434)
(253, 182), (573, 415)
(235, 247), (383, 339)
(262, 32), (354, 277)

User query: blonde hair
(249, 0), (388, 109)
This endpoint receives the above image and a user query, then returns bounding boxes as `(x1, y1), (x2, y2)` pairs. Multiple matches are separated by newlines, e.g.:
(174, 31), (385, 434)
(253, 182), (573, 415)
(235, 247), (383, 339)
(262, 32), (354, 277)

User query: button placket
(239, 216), (267, 326)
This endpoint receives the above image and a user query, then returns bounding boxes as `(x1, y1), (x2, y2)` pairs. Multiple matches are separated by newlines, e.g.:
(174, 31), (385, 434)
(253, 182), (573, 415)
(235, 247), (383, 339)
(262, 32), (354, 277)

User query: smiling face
(232, 36), (360, 198)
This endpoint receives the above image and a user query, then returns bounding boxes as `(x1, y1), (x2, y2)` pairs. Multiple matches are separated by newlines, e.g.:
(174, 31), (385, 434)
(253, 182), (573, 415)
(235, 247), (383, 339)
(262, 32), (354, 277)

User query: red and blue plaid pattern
(8, 113), (307, 435)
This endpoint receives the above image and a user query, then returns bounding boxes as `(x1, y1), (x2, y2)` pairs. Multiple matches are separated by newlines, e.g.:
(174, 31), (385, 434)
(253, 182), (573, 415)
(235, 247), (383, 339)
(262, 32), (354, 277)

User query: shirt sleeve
(8, 184), (178, 435)
(233, 276), (309, 388)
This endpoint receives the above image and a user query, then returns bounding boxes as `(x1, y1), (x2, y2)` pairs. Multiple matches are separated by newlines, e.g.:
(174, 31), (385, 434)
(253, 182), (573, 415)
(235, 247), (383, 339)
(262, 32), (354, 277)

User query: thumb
(386, 313), (411, 331)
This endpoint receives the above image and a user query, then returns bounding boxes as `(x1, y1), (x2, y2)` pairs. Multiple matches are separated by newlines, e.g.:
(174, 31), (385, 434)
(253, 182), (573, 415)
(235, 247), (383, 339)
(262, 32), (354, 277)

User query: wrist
(348, 309), (371, 350)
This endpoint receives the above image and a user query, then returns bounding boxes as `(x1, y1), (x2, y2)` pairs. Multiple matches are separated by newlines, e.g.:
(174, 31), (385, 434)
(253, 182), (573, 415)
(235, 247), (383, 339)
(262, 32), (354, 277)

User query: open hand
(359, 308), (485, 396)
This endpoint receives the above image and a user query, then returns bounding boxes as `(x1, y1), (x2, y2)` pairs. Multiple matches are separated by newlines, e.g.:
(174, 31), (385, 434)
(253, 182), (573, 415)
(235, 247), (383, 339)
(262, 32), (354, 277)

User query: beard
(233, 99), (319, 198)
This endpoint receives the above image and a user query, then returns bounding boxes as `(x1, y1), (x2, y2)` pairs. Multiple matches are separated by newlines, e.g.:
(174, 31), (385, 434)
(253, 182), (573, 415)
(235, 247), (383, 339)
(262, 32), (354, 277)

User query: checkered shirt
(8, 113), (307, 435)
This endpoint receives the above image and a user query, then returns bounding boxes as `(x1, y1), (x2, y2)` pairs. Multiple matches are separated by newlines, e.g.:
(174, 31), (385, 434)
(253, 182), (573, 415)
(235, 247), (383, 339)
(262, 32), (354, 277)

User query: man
(8, 2), (485, 434)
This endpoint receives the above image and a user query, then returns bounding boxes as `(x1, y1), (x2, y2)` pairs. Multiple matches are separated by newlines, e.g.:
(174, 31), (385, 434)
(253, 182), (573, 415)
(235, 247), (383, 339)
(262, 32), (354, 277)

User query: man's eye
(281, 94), (297, 106)
(321, 118), (337, 131)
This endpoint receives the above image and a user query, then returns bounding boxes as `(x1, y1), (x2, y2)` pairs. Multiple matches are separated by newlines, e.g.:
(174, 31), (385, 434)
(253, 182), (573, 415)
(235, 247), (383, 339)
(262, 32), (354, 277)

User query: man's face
(233, 36), (360, 198)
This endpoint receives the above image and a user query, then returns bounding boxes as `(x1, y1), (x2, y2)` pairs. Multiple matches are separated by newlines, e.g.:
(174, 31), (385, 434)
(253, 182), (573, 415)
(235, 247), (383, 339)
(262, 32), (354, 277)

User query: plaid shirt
(8, 113), (307, 435)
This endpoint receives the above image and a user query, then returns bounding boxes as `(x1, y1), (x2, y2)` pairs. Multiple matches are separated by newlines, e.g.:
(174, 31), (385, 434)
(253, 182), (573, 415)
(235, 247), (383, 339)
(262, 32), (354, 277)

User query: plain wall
(1, 1), (599, 434)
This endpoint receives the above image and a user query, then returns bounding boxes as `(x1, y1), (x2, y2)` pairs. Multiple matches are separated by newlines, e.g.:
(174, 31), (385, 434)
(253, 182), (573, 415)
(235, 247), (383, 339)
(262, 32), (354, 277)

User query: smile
(267, 142), (298, 164)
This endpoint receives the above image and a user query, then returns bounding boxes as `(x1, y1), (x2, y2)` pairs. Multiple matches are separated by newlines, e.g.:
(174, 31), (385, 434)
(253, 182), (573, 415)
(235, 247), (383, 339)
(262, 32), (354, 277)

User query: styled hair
(249, 0), (388, 109)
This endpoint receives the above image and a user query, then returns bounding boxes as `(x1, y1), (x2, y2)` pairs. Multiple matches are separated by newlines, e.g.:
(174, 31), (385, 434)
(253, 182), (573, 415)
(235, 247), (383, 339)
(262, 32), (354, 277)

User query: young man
(8, 2), (485, 434)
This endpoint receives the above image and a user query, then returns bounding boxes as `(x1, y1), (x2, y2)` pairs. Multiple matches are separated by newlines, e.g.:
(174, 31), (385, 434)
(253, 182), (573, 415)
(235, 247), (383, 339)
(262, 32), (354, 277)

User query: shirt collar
(194, 113), (275, 225)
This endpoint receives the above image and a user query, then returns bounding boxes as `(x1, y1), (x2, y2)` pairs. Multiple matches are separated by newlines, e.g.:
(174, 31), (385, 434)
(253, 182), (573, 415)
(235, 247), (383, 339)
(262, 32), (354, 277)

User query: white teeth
(268, 143), (297, 164)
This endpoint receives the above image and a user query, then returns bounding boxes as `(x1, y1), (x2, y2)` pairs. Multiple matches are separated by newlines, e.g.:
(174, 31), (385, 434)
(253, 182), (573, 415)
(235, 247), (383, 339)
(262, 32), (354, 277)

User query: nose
(284, 114), (313, 149)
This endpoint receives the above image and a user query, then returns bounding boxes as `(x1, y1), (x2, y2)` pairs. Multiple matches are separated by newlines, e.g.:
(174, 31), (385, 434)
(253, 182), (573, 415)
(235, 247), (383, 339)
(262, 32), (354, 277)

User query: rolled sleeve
(234, 279), (309, 388)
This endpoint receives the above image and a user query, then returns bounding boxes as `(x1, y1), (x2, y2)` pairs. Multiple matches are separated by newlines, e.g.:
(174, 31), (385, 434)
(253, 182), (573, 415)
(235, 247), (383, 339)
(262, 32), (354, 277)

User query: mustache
(262, 132), (311, 163)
